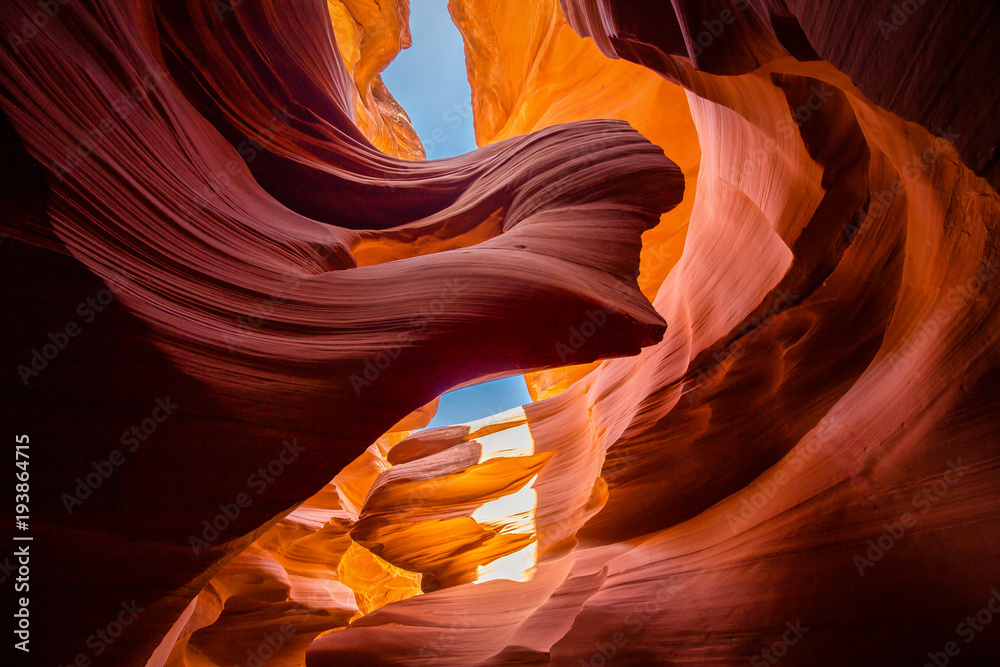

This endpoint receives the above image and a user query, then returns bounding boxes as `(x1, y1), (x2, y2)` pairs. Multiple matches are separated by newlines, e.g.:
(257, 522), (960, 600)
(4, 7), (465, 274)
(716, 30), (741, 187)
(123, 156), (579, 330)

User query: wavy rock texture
(1, 1), (998, 666)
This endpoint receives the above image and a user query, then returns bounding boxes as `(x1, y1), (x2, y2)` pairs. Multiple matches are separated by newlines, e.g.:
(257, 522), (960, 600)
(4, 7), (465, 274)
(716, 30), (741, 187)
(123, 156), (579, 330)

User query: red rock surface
(1, 1), (998, 666)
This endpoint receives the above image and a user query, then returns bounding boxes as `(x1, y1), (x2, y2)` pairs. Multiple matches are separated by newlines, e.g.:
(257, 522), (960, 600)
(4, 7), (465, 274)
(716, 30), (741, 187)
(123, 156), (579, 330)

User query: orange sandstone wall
(1, 1), (997, 666)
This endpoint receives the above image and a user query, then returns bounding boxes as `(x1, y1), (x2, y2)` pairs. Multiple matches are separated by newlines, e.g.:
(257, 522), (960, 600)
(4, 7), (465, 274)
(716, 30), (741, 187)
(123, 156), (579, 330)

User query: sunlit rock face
(1, 1), (997, 666)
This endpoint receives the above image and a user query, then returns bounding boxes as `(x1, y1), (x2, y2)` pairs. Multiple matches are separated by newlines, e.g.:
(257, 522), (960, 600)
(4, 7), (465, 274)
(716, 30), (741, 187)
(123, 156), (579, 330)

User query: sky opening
(423, 377), (533, 429)
(382, 1), (478, 159)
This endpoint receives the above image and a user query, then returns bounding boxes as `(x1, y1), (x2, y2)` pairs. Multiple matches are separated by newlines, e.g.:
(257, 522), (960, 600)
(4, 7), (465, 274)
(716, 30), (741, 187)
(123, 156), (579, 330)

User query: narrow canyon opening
(2, 1), (999, 666)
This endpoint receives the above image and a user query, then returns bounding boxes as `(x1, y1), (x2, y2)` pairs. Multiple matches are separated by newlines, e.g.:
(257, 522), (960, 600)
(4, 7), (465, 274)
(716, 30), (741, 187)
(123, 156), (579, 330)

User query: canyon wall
(1, 0), (997, 665)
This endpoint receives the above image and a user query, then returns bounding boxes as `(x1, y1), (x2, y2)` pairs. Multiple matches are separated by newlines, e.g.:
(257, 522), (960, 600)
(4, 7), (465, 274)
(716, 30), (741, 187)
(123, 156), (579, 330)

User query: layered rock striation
(1, 1), (998, 665)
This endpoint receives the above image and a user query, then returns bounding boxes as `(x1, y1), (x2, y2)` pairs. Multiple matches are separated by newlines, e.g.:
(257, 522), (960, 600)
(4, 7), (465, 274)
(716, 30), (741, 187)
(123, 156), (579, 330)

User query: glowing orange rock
(336, 542), (423, 617)
(2, 0), (999, 665)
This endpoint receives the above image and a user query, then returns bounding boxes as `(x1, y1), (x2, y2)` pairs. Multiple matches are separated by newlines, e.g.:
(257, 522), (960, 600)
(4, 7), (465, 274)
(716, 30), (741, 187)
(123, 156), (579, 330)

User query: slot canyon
(2, 0), (999, 665)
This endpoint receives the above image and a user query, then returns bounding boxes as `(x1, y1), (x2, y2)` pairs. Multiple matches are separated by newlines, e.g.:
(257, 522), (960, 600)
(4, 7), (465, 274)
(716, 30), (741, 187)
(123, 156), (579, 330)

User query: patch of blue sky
(424, 376), (533, 429)
(381, 1), (478, 159)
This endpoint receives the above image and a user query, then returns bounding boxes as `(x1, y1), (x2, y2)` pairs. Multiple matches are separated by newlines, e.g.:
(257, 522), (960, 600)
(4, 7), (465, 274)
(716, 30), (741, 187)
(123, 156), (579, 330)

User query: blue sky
(383, 2), (530, 427)
(382, 0), (478, 159)
(424, 376), (533, 429)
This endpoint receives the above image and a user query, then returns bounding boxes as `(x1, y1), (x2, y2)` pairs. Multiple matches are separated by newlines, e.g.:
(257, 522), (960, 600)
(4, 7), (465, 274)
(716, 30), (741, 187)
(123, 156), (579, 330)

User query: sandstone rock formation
(1, 1), (997, 666)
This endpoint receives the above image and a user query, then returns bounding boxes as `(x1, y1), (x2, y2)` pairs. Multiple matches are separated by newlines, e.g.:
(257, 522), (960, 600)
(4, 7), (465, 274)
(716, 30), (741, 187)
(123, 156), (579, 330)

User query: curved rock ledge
(1, 1), (998, 665)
